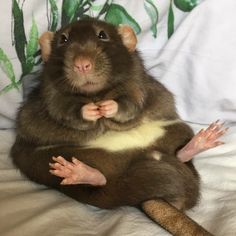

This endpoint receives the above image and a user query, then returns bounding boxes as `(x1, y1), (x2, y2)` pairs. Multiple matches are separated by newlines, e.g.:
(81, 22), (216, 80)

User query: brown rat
(11, 18), (214, 235)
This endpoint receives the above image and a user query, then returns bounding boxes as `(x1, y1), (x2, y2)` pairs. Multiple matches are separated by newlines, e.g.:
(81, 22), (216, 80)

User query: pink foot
(177, 120), (228, 162)
(49, 156), (107, 186)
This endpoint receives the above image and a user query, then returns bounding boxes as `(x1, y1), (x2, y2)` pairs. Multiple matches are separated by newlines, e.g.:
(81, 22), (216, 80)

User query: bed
(0, 0), (236, 235)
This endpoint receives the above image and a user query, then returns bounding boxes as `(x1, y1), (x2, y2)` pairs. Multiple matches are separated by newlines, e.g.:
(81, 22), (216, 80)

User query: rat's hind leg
(48, 150), (199, 209)
(11, 139), (106, 187)
(109, 154), (200, 209)
(49, 156), (107, 186)
(177, 120), (228, 162)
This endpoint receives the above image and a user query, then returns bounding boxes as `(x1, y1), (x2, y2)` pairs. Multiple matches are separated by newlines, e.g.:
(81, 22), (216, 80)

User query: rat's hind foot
(49, 156), (107, 186)
(177, 120), (228, 162)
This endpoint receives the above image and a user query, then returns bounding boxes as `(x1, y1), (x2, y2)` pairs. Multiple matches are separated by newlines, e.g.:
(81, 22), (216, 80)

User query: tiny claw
(49, 170), (55, 175)
(198, 128), (204, 134)
(49, 163), (54, 168)
(216, 141), (225, 145)
(215, 120), (225, 128)
(224, 127), (230, 133)
(72, 157), (80, 165)
(60, 180), (67, 185)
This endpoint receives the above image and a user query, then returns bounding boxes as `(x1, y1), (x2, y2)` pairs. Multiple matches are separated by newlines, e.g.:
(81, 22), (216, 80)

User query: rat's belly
(86, 119), (179, 151)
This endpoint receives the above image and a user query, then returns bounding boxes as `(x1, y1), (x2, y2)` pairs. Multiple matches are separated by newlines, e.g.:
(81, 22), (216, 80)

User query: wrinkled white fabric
(1, 124), (236, 236)
(141, 0), (236, 124)
(1, 1), (236, 235)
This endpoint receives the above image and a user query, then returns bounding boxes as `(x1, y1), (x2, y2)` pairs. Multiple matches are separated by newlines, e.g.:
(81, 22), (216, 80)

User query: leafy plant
(174, 0), (198, 12)
(61, 0), (81, 26)
(0, 0), (41, 95)
(144, 0), (159, 38)
(12, 0), (27, 75)
(12, 0), (39, 77)
(1, 0), (201, 96)
(104, 4), (141, 34)
(168, 0), (175, 38)
(168, 0), (198, 38)
(94, 0), (111, 19)
(61, 0), (95, 26)
(48, 0), (59, 31)
(0, 48), (19, 95)
(25, 17), (39, 74)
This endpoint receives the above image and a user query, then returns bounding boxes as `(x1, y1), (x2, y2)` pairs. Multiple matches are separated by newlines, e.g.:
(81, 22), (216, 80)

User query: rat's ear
(38, 31), (54, 62)
(118, 25), (137, 52)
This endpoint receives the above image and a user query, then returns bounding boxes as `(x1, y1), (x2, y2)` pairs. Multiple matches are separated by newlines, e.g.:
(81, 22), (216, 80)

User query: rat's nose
(74, 57), (92, 73)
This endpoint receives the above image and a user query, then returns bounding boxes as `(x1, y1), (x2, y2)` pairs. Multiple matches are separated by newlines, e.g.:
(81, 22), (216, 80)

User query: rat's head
(39, 19), (137, 95)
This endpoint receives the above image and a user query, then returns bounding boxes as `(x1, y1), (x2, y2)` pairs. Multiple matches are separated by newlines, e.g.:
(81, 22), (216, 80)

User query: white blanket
(0, 124), (236, 236)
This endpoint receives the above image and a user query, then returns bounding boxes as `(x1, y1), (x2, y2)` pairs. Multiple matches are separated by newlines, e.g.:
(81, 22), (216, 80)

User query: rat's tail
(142, 199), (213, 236)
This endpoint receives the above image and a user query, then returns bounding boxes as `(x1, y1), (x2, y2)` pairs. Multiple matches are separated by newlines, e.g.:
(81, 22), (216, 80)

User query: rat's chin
(66, 73), (107, 94)
(79, 81), (104, 93)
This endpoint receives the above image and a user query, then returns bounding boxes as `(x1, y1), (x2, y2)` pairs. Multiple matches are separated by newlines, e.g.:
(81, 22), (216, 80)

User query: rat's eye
(58, 33), (69, 46)
(98, 30), (109, 41)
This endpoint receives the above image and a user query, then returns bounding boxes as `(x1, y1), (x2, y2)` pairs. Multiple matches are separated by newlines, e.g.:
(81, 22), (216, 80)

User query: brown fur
(11, 19), (212, 235)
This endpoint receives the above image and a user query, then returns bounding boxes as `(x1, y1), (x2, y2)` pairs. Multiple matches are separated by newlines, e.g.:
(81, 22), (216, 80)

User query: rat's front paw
(81, 103), (102, 121)
(97, 100), (118, 118)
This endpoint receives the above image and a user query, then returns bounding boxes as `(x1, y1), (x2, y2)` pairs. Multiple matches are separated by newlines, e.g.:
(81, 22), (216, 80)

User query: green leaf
(168, 1), (174, 38)
(0, 80), (21, 95)
(92, 0), (111, 19)
(49, 0), (59, 31)
(105, 4), (141, 34)
(0, 83), (17, 95)
(91, 4), (104, 12)
(61, 0), (81, 26)
(12, 0), (27, 73)
(25, 17), (39, 74)
(174, 0), (198, 12)
(144, 0), (159, 38)
(0, 48), (16, 85)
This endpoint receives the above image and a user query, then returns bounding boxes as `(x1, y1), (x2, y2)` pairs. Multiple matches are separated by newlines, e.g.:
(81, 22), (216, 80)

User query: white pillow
(0, 0), (53, 128)
(147, 0), (236, 124)
(0, 0), (201, 128)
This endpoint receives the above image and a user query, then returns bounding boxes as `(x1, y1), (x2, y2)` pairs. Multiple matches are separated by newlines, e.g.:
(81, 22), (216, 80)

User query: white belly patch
(86, 119), (179, 152)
